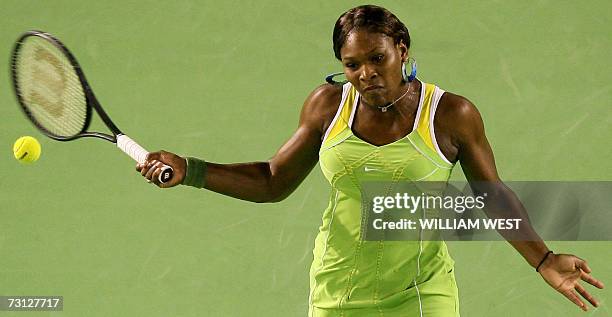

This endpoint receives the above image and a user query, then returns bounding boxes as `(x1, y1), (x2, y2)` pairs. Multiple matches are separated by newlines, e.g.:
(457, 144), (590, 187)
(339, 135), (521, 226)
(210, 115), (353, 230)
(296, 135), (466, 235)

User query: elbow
(252, 165), (299, 203)
(470, 181), (508, 198)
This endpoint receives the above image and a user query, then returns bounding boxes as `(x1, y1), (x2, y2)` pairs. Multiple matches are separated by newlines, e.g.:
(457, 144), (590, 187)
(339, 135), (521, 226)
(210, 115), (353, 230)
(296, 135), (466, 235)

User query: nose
(359, 64), (378, 82)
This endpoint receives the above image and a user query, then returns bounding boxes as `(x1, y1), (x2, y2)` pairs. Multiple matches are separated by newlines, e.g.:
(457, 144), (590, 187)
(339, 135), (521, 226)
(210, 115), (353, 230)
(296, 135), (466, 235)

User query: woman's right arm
(137, 84), (341, 203)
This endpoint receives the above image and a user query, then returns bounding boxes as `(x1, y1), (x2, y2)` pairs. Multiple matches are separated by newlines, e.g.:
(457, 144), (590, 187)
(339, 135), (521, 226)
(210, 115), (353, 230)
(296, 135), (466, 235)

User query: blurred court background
(1, 1), (611, 316)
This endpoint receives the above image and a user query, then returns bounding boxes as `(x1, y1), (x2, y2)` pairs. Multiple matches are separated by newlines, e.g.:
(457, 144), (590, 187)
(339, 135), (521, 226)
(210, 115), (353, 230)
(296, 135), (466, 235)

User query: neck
(377, 82), (412, 113)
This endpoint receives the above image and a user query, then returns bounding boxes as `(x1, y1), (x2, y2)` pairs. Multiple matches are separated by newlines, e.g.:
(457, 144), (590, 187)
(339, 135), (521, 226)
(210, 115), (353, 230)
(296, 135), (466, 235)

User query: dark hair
(332, 5), (410, 60)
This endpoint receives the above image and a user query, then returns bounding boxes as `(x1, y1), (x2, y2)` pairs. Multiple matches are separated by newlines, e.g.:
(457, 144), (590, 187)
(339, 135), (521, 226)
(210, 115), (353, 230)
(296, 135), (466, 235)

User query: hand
(135, 150), (187, 188)
(538, 253), (604, 311)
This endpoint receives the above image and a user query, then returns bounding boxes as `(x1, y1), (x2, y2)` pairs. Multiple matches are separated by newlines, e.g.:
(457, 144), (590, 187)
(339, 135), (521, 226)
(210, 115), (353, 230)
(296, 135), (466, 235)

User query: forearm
(477, 183), (550, 268)
(201, 161), (281, 203)
(508, 240), (550, 269)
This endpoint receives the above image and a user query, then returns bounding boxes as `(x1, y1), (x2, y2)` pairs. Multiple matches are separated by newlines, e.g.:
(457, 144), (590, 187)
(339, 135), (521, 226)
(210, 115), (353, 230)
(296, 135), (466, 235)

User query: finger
(150, 164), (163, 187)
(577, 259), (591, 273)
(150, 161), (167, 186)
(562, 290), (588, 311)
(141, 161), (153, 177)
(581, 271), (605, 289)
(145, 152), (161, 162)
(146, 161), (161, 179)
(136, 163), (143, 172)
(145, 160), (160, 180)
(575, 284), (599, 307)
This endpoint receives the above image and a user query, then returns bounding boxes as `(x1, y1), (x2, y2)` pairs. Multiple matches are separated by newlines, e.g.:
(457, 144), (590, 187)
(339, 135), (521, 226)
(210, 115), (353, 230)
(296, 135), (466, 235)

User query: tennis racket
(10, 30), (173, 183)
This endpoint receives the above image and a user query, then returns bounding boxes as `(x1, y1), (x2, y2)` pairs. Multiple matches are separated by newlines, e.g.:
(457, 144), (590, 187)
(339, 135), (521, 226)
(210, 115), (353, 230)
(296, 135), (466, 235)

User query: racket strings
(14, 36), (88, 138)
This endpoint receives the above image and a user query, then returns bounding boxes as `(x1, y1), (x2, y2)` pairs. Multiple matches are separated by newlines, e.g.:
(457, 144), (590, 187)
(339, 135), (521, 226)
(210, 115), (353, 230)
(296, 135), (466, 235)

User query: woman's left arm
(440, 93), (604, 311)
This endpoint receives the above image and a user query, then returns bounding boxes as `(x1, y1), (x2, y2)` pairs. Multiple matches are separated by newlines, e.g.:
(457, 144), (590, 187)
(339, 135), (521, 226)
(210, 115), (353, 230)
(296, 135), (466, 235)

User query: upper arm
(439, 93), (500, 182)
(267, 84), (341, 200)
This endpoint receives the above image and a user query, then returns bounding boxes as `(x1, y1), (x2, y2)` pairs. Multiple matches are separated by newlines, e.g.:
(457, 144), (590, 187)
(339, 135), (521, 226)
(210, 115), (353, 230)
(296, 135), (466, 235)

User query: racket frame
(10, 30), (174, 183)
(11, 30), (121, 143)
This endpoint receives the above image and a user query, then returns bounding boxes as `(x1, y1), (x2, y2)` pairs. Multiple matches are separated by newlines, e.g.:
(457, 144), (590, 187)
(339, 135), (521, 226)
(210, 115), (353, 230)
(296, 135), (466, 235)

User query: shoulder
(303, 83), (343, 114)
(436, 90), (486, 144)
(299, 83), (344, 135)
(437, 91), (481, 123)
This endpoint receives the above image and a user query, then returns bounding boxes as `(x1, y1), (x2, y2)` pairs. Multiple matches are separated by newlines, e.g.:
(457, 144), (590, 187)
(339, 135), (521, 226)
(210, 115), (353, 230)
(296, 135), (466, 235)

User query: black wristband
(535, 250), (553, 272)
(182, 157), (207, 188)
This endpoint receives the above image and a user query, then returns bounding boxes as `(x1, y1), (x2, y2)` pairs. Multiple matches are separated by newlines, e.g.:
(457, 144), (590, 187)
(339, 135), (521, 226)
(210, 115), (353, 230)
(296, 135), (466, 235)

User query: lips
(364, 85), (383, 91)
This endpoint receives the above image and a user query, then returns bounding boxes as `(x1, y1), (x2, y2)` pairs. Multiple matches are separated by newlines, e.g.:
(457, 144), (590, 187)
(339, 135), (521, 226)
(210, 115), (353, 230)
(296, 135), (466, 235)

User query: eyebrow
(341, 46), (384, 61)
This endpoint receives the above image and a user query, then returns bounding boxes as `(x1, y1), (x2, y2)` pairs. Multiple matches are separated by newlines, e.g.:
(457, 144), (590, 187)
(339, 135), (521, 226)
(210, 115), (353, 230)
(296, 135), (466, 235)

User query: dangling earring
(325, 72), (347, 85)
(401, 57), (417, 82)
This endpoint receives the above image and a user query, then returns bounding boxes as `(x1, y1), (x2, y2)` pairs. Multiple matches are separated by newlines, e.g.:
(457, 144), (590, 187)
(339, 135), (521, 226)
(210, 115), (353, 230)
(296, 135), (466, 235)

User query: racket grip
(116, 134), (174, 183)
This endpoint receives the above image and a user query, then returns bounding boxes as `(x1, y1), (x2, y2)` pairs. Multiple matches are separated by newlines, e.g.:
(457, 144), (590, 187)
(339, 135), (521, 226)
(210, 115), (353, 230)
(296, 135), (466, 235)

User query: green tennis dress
(309, 81), (460, 317)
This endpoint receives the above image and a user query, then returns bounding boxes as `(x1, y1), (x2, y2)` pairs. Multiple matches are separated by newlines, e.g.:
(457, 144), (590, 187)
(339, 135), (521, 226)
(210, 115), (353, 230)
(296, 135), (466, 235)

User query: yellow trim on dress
(325, 85), (356, 144)
(323, 82), (439, 155)
(416, 83), (436, 152)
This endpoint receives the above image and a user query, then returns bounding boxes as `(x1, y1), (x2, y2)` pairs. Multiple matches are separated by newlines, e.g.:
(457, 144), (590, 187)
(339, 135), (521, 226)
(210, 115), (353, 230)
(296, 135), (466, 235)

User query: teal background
(1, 1), (610, 316)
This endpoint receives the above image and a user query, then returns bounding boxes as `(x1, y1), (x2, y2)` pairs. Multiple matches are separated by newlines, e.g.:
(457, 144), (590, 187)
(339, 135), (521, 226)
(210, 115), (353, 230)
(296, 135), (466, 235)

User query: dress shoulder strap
(322, 83), (359, 146)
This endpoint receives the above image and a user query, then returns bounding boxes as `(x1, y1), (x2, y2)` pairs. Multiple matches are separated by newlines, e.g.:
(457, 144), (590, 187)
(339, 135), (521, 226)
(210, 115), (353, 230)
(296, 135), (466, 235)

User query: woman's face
(340, 30), (407, 107)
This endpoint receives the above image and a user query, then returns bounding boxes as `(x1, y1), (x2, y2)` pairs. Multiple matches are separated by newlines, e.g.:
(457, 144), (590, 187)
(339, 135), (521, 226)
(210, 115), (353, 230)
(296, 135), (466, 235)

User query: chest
(319, 133), (453, 193)
(351, 105), (417, 147)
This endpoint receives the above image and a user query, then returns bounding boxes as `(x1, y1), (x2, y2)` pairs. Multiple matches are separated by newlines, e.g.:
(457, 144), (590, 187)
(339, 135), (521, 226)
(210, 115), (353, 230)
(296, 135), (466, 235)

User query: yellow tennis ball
(13, 136), (41, 163)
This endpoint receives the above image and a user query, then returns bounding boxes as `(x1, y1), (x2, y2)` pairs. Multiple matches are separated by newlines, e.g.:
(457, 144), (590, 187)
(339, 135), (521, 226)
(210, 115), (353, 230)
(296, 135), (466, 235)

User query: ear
(397, 40), (409, 63)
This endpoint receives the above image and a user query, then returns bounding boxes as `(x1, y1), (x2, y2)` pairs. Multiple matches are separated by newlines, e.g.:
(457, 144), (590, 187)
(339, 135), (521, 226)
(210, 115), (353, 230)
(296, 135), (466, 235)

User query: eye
(344, 62), (358, 69)
(372, 54), (384, 63)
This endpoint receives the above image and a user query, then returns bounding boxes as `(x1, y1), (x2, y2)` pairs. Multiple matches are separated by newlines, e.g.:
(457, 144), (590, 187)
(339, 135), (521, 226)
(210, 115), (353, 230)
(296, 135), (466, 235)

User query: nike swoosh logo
(364, 166), (379, 172)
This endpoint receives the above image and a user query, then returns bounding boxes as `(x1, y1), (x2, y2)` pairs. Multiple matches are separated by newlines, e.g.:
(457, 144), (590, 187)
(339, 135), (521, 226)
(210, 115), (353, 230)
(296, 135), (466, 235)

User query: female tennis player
(136, 5), (603, 316)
